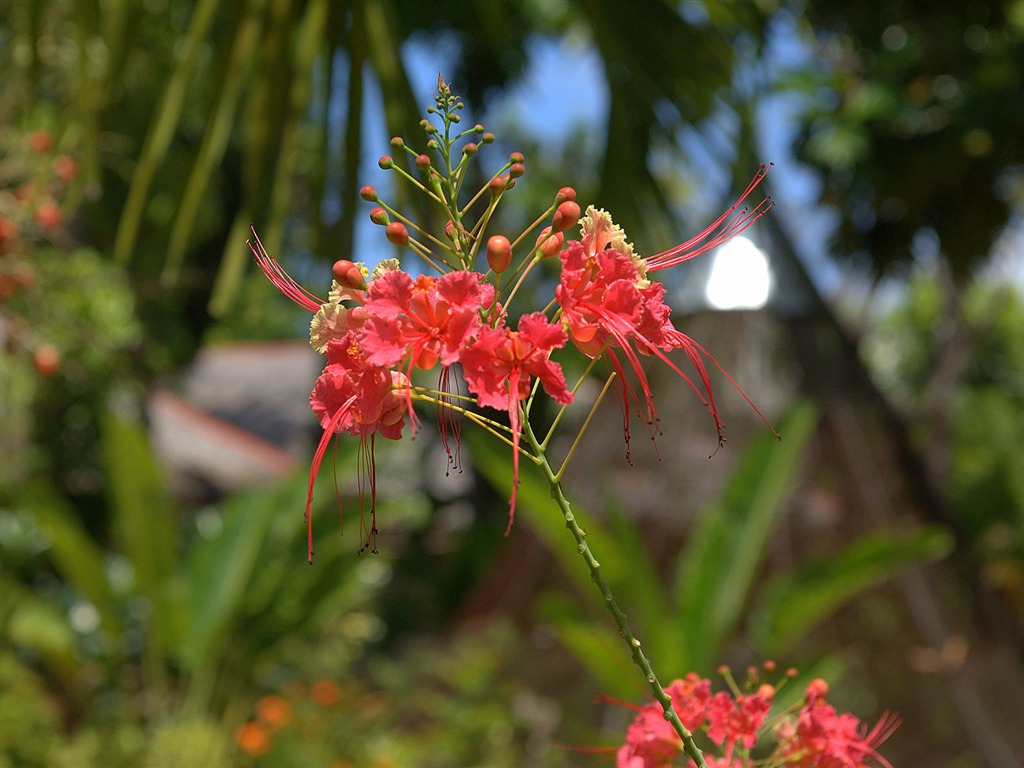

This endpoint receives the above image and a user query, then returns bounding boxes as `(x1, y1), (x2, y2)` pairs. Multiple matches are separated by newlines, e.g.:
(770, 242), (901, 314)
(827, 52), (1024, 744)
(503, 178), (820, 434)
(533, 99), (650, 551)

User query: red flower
(706, 690), (772, 754)
(557, 204), (776, 455)
(612, 675), (713, 768)
(778, 684), (898, 768)
(666, 674), (713, 732)
(305, 335), (409, 559)
(616, 700), (683, 768)
(461, 312), (573, 532)
(360, 269), (488, 370)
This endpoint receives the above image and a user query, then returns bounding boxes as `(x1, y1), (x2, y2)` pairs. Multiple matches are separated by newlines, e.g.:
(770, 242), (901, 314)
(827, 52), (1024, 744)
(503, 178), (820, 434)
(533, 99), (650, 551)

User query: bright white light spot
(705, 236), (772, 310)
(69, 602), (100, 633)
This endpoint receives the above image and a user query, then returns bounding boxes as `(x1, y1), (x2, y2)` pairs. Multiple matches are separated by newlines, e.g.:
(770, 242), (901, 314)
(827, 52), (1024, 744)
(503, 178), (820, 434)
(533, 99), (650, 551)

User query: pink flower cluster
(615, 674), (897, 768)
(252, 234), (573, 557)
(250, 80), (774, 560)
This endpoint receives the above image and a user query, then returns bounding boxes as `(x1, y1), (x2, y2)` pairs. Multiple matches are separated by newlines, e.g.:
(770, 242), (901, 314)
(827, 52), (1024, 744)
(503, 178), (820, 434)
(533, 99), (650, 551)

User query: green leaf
(675, 401), (819, 672)
(114, 0), (220, 265)
(175, 476), (290, 672)
(751, 525), (954, 655)
(101, 411), (181, 666)
(23, 480), (123, 639)
(162, 0), (268, 286)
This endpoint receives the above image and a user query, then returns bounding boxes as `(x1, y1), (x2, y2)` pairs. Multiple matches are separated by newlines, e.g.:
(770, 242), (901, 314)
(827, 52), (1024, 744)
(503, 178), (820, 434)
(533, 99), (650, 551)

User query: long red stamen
(306, 395), (357, 563)
(357, 434), (379, 554)
(436, 365), (463, 474)
(248, 227), (325, 313)
(646, 164), (774, 272)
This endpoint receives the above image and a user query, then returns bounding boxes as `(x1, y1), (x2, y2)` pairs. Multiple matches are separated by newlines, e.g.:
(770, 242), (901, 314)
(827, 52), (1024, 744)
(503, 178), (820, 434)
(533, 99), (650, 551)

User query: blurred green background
(2, 1), (1024, 766)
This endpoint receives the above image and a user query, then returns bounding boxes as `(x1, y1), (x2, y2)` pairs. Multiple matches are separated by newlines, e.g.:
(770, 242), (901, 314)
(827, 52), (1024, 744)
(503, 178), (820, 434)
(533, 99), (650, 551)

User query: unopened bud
(369, 207), (390, 225)
(462, 142), (478, 156)
(481, 132), (495, 144)
(473, 124), (484, 134)
(552, 200), (581, 232)
(535, 227), (564, 258)
(509, 162), (525, 179)
(757, 684), (776, 701)
(33, 344), (60, 376)
(488, 176), (506, 197)
(415, 154), (431, 171)
(360, 185), (378, 201)
(805, 679), (829, 700)
(390, 136), (404, 148)
(378, 155), (394, 169)
(486, 235), (512, 273)
(332, 259), (367, 291)
(385, 222), (409, 245)
(509, 152), (524, 165)
(556, 186), (576, 202)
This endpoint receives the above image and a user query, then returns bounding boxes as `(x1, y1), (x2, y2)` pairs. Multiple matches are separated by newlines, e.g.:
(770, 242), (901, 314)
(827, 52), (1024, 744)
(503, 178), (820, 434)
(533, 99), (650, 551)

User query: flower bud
(332, 259), (367, 291)
(359, 185), (378, 201)
(481, 132), (495, 144)
(369, 207), (390, 225)
(535, 226), (563, 258)
(488, 176), (506, 197)
(0, 217), (17, 243)
(33, 344), (60, 376)
(462, 142), (478, 156)
(556, 186), (576, 202)
(473, 124), (484, 134)
(385, 221), (409, 245)
(551, 200), (581, 232)
(28, 130), (52, 153)
(509, 152), (524, 165)
(805, 679), (829, 700)
(509, 162), (525, 179)
(486, 235), (512, 273)
(378, 155), (393, 169)
(54, 155), (79, 181)
(390, 136), (404, 148)
(35, 200), (62, 229)
(415, 154), (431, 171)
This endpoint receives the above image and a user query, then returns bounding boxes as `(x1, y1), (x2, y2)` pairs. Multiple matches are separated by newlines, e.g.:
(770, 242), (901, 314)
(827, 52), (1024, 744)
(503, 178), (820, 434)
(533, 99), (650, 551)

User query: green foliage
(864, 273), (1024, 631)
(3, 407), (417, 765)
(231, 622), (570, 768)
(0, 653), (63, 768)
(794, 1), (1024, 276)
(473, 401), (951, 696)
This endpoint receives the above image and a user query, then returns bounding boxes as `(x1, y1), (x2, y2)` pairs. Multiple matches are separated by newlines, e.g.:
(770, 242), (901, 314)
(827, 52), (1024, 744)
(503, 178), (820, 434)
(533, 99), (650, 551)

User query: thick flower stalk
(252, 76), (795, 765)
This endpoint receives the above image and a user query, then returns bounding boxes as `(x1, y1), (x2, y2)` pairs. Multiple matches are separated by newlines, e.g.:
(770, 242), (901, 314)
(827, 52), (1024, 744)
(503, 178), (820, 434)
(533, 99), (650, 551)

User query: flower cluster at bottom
(615, 670), (897, 768)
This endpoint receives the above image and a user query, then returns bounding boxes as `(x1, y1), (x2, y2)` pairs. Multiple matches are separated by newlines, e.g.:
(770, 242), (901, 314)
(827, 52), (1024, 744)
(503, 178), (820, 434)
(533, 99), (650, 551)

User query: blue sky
(336, 15), (847, 305)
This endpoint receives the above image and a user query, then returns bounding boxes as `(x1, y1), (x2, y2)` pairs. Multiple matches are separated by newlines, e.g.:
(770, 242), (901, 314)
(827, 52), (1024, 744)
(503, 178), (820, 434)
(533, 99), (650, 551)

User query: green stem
(522, 418), (708, 768)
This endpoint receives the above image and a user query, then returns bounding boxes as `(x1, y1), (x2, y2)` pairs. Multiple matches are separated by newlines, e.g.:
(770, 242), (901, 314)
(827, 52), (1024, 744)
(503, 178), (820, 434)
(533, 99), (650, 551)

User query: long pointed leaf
(102, 411), (181, 679)
(162, 0), (267, 285)
(751, 525), (954, 655)
(113, 0), (220, 264)
(23, 480), (122, 639)
(675, 401), (818, 672)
